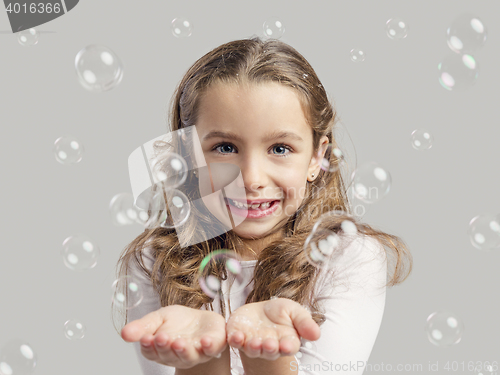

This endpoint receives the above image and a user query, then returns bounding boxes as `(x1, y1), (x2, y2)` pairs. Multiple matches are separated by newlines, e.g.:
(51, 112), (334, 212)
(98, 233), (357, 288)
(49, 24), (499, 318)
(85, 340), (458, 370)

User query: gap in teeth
(228, 199), (273, 209)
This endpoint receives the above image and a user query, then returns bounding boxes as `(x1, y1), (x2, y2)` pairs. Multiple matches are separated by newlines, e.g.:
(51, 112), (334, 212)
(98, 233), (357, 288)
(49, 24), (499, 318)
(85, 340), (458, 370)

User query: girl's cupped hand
(121, 305), (227, 369)
(226, 298), (321, 360)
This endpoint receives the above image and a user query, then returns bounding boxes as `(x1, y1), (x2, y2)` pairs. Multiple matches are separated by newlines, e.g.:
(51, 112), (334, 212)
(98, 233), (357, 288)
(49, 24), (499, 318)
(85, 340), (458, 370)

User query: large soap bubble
(75, 45), (124, 92)
(351, 162), (392, 204)
(304, 210), (360, 269)
(61, 234), (100, 271)
(447, 13), (487, 54)
(468, 213), (500, 250)
(198, 250), (246, 299)
(425, 310), (464, 347)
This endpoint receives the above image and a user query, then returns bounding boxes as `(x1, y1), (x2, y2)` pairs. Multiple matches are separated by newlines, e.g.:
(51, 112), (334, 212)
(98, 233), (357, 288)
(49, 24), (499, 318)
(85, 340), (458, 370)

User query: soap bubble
(411, 129), (434, 150)
(438, 52), (479, 91)
(62, 234), (100, 271)
(17, 28), (39, 46)
(198, 250), (245, 298)
(171, 17), (193, 38)
(303, 227), (340, 268)
(447, 13), (487, 54)
(111, 275), (143, 310)
(53, 135), (84, 165)
(350, 49), (365, 62)
(263, 17), (285, 39)
(386, 18), (409, 40)
(351, 162), (391, 204)
(304, 210), (359, 268)
(135, 186), (191, 229)
(425, 311), (464, 347)
(75, 45), (124, 92)
(468, 213), (500, 250)
(109, 192), (140, 226)
(63, 319), (86, 340)
(0, 339), (37, 375)
(151, 151), (189, 190)
(318, 144), (345, 173)
(474, 364), (496, 375)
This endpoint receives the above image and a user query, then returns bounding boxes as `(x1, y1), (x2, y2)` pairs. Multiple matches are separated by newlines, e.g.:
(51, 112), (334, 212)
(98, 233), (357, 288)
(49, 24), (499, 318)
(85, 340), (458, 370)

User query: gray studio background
(1, 0), (499, 374)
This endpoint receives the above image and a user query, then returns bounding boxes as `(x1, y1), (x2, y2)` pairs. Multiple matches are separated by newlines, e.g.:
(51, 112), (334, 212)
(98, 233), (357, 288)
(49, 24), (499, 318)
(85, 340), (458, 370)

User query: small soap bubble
(171, 17), (193, 38)
(62, 234), (100, 271)
(53, 135), (84, 165)
(438, 52), (479, 91)
(263, 17), (285, 39)
(425, 311), (464, 347)
(468, 213), (500, 250)
(474, 364), (495, 375)
(63, 319), (86, 340)
(111, 275), (143, 310)
(299, 338), (318, 355)
(0, 339), (37, 375)
(199, 250), (245, 298)
(447, 13), (487, 54)
(411, 129), (434, 150)
(351, 162), (391, 204)
(350, 49), (365, 62)
(152, 152), (189, 190)
(386, 18), (409, 40)
(318, 144), (345, 173)
(17, 28), (39, 46)
(75, 45), (124, 92)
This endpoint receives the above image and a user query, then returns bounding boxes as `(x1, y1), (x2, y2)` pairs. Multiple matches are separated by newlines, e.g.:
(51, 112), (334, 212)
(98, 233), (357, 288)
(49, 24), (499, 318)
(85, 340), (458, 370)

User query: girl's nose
(236, 160), (267, 191)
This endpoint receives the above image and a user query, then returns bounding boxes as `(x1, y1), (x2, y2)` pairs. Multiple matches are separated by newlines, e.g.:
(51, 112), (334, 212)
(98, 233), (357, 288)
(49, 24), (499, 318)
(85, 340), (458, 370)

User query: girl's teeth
(229, 199), (274, 209)
(260, 202), (271, 209)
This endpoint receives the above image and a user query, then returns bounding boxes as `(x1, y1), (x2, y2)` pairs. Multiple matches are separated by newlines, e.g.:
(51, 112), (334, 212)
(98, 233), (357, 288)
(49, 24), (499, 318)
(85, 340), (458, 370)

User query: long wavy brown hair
(111, 36), (413, 334)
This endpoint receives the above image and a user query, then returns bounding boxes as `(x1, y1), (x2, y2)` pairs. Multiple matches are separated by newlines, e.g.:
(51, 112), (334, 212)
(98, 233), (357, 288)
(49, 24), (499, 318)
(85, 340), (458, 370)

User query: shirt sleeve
(293, 235), (388, 375)
(126, 244), (176, 375)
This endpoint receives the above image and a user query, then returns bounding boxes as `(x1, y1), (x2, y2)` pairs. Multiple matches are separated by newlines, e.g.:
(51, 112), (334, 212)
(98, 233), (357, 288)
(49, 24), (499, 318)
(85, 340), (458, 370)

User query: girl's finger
(244, 337), (263, 358)
(279, 335), (300, 356)
(170, 337), (198, 364)
(261, 337), (280, 360)
(121, 308), (166, 342)
(153, 332), (173, 352)
(140, 334), (160, 361)
(228, 331), (245, 349)
(200, 336), (218, 357)
(289, 308), (321, 341)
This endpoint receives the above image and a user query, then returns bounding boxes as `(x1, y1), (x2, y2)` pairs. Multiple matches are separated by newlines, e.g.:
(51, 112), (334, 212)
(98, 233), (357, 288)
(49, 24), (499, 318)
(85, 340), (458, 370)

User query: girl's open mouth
(224, 198), (280, 219)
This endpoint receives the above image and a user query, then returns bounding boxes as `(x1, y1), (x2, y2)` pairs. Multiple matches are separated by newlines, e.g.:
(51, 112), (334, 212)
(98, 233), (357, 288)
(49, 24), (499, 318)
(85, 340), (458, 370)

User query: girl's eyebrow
(201, 130), (304, 143)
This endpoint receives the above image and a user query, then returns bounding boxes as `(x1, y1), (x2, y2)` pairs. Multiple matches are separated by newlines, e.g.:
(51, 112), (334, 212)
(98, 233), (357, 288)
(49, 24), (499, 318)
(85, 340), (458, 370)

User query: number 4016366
(5, 2), (62, 14)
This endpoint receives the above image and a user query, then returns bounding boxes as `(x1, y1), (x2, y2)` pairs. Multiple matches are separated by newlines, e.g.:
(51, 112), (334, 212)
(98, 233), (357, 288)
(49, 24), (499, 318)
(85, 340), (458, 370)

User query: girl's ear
(307, 135), (330, 180)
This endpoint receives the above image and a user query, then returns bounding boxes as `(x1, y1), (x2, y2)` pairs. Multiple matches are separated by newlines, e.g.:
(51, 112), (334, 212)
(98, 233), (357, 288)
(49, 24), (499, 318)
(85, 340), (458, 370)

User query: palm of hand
(226, 298), (319, 360)
(156, 306), (226, 349)
(122, 305), (227, 369)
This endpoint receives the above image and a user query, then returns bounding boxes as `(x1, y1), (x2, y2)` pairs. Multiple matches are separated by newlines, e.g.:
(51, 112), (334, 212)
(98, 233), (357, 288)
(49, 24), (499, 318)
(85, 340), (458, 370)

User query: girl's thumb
(291, 309), (321, 342)
(121, 309), (164, 342)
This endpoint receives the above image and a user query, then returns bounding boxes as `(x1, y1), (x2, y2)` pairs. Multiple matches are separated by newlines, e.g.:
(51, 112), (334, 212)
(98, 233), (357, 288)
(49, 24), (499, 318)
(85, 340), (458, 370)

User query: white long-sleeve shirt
(126, 234), (387, 375)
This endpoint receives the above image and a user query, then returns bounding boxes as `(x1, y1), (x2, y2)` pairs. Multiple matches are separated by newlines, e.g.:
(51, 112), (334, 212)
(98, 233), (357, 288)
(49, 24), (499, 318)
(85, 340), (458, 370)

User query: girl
(114, 36), (413, 375)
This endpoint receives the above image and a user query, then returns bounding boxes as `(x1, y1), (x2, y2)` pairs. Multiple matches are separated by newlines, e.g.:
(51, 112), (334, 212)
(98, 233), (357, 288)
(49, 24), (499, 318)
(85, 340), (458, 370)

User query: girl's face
(193, 82), (329, 240)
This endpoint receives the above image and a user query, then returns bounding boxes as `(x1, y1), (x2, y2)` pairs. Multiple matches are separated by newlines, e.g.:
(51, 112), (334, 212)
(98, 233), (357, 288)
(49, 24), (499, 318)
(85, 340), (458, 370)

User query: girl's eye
(211, 143), (293, 157)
